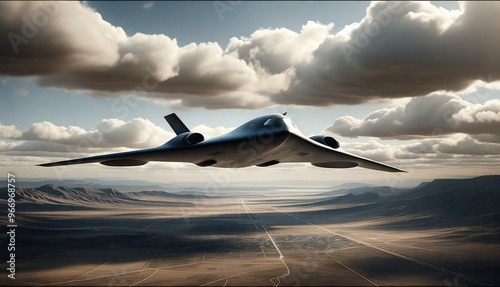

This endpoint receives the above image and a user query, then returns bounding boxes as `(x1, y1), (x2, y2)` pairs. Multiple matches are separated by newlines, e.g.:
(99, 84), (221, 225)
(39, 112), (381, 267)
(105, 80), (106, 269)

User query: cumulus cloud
(471, 134), (500, 144)
(2, 2), (500, 108)
(276, 1), (500, 105)
(337, 134), (500, 173)
(0, 118), (175, 155)
(191, 124), (234, 139)
(325, 92), (500, 139)
(19, 118), (175, 149)
(340, 141), (400, 162)
(226, 21), (334, 75)
(0, 118), (238, 159)
(0, 140), (127, 158)
(409, 136), (500, 156)
(0, 122), (22, 139)
(0, 2), (285, 109)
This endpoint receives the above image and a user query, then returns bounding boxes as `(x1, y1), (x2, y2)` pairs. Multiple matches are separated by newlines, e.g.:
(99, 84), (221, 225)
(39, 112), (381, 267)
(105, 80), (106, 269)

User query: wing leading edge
(38, 113), (194, 167)
(36, 149), (156, 167)
(276, 133), (406, 173)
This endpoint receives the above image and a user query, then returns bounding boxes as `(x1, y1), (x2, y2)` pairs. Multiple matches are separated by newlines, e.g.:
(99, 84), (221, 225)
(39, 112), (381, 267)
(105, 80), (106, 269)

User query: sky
(1, 1), (499, 187)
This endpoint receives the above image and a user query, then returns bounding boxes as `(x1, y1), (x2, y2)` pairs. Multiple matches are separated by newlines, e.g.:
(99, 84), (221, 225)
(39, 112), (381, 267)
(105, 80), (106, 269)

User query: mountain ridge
(1, 184), (210, 208)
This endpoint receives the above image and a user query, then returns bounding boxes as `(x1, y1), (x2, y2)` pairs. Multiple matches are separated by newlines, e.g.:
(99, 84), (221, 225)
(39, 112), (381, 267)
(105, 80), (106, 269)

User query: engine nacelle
(182, 132), (204, 145)
(165, 132), (205, 146)
(309, 135), (340, 149)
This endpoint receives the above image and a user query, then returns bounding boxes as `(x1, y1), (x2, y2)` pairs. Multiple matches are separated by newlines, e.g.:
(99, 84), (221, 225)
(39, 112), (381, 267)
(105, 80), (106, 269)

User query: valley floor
(1, 188), (499, 286)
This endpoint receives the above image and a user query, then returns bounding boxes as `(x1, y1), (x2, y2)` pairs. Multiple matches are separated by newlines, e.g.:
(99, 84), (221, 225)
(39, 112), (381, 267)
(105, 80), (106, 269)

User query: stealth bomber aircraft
(39, 113), (405, 172)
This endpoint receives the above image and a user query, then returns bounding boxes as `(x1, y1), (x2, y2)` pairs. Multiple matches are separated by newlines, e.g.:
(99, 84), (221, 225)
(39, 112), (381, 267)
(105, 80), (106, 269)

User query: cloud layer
(0, 117), (235, 159)
(1, 2), (500, 108)
(0, 118), (175, 160)
(2, 115), (499, 174)
(333, 134), (500, 176)
(325, 92), (500, 139)
(277, 1), (500, 105)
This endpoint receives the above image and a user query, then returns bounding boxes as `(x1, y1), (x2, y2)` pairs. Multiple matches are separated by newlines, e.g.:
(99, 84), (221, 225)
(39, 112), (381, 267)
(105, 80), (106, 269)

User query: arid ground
(1, 176), (499, 286)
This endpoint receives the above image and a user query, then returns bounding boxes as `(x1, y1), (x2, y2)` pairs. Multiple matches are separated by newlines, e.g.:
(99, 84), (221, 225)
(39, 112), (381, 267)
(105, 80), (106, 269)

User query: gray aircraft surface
(39, 113), (405, 172)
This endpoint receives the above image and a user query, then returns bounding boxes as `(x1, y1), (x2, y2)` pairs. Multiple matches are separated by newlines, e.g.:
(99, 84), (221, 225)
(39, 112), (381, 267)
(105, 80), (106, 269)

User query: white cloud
(325, 92), (500, 139)
(0, 122), (22, 139)
(226, 21), (334, 75)
(0, 119), (236, 158)
(143, 2), (154, 9)
(192, 124), (234, 139)
(471, 134), (500, 144)
(18, 118), (174, 149)
(338, 134), (500, 173)
(435, 136), (500, 155)
(276, 1), (500, 106)
(0, 140), (127, 156)
(402, 135), (500, 156)
(2, 2), (500, 108)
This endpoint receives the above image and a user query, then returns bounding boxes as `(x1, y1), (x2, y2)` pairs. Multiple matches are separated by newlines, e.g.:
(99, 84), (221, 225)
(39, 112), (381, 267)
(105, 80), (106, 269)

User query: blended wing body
(38, 113), (405, 173)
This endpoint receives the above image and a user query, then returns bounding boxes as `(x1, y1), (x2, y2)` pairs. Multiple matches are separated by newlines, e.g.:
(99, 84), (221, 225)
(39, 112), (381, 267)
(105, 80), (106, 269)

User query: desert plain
(1, 176), (499, 286)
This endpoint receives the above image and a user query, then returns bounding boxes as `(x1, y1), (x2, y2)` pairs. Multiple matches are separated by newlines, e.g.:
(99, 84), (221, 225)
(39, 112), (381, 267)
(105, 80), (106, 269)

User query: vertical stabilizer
(164, 113), (190, 135)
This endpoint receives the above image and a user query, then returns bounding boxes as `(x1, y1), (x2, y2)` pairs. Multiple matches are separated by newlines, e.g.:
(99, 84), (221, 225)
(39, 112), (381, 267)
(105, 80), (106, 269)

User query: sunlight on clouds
(2, 2), (500, 108)
(326, 93), (500, 139)
(0, 123), (22, 139)
(1, 118), (174, 151)
(191, 124), (235, 139)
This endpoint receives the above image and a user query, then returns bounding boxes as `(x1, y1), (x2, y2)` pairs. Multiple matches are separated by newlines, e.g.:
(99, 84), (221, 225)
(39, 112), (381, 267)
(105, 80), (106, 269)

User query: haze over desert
(1, 176), (499, 286)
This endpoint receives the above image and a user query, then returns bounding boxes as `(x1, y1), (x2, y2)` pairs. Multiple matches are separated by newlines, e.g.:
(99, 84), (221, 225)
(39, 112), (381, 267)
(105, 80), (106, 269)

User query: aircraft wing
(36, 148), (159, 167)
(38, 113), (204, 167)
(278, 134), (406, 173)
(37, 139), (232, 168)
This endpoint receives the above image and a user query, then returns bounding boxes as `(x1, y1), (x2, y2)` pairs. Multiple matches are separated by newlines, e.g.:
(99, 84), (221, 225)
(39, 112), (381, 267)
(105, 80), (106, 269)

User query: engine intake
(309, 135), (340, 149)
(182, 132), (204, 145)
